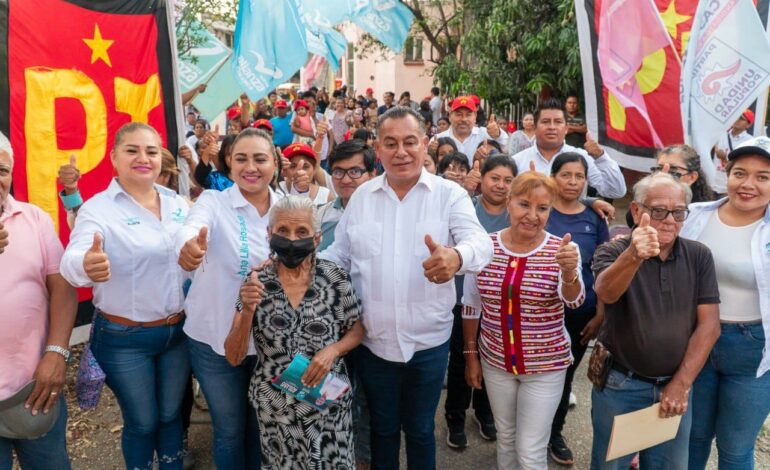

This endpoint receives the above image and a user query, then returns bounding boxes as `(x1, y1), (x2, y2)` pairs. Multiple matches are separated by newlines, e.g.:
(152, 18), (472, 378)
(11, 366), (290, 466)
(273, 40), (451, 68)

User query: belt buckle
(165, 313), (178, 325)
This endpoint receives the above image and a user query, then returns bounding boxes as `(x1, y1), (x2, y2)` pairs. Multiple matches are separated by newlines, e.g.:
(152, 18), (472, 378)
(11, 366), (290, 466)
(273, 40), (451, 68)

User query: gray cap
(0, 381), (60, 440)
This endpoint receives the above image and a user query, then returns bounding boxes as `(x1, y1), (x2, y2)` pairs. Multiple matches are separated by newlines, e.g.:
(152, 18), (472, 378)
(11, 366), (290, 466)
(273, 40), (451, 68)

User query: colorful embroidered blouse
(462, 230), (585, 375)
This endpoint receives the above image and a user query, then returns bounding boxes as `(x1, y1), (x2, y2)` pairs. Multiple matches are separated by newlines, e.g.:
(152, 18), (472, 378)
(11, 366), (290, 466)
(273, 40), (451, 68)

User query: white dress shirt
(176, 185), (282, 356)
(320, 170), (493, 362)
(436, 126), (509, 167)
(512, 143), (627, 198)
(60, 179), (189, 321)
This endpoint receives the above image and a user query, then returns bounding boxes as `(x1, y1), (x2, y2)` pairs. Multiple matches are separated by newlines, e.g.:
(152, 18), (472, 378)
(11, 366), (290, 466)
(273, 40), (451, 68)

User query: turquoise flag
(307, 28), (347, 71)
(232, 0), (308, 101)
(176, 20), (231, 91)
(192, 57), (241, 121)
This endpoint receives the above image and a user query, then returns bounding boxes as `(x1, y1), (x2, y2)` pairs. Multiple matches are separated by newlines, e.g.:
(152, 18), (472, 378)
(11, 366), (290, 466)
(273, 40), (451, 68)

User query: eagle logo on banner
(0, 0), (181, 237)
(576, 0), (770, 172)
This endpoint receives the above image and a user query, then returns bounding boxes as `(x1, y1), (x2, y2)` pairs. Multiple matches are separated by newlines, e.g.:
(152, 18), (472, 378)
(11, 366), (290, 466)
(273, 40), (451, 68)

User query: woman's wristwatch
(45, 345), (71, 363)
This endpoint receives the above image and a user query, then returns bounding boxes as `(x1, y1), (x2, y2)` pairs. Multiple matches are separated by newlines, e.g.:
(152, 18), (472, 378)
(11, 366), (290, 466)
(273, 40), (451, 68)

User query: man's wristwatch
(45, 345), (71, 363)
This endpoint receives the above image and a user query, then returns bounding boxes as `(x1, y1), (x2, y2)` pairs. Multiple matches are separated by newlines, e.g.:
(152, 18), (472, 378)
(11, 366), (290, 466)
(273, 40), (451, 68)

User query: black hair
(216, 134), (237, 176)
(437, 116), (450, 126)
(434, 137), (458, 158)
(534, 98), (565, 123)
(551, 152), (588, 176)
(301, 91), (316, 100)
(477, 139), (503, 153)
(384, 91), (395, 98)
(658, 144), (717, 202)
(481, 154), (517, 177)
(332, 89), (342, 98)
(431, 86), (440, 96)
(352, 128), (374, 142)
(437, 151), (470, 174)
(400, 91), (411, 99)
(328, 138), (376, 173)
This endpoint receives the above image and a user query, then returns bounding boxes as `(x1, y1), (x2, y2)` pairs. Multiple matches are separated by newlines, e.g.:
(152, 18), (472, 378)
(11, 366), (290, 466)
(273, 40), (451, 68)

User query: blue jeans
(347, 346), (371, 465)
(0, 396), (70, 470)
(187, 337), (260, 470)
(689, 322), (770, 470)
(91, 314), (190, 470)
(591, 368), (692, 470)
(358, 341), (450, 470)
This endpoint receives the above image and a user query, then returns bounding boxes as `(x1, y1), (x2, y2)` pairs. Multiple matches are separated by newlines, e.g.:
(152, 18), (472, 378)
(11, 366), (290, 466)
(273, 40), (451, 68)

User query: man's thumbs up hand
(84, 232), (110, 282)
(422, 235), (462, 284)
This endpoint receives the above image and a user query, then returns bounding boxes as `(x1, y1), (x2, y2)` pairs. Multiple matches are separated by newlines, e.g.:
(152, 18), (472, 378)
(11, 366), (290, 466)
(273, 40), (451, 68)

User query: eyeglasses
(649, 165), (690, 179)
(641, 204), (690, 222)
(331, 167), (367, 180)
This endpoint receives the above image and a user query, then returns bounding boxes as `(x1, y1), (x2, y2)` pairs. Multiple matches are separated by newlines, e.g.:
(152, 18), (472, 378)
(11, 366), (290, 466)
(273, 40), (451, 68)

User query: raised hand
(529, 160), (537, 173)
(292, 167), (311, 193)
(0, 222), (8, 254)
(422, 234), (461, 284)
(316, 117), (329, 139)
(486, 113), (501, 138)
(584, 132), (603, 158)
(239, 270), (265, 314)
(463, 160), (482, 192)
(428, 139), (439, 157)
(83, 233), (110, 282)
(179, 226), (208, 271)
(555, 233), (579, 276)
(631, 213), (660, 260)
(178, 145), (195, 167)
(57, 154), (80, 194)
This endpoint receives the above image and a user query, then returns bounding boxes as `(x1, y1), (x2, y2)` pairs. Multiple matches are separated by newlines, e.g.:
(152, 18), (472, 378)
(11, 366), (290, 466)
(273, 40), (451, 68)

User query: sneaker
(473, 414), (497, 441)
(568, 392), (577, 408)
(549, 434), (574, 466)
(446, 421), (468, 449)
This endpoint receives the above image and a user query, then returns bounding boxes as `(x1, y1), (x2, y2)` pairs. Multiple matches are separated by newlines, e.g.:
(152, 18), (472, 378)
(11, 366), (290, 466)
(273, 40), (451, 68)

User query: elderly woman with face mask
(225, 195), (364, 470)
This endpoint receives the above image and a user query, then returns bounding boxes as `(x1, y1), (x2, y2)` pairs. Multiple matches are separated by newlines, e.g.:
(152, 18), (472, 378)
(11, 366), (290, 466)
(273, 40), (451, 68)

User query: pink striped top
(462, 230), (585, 375)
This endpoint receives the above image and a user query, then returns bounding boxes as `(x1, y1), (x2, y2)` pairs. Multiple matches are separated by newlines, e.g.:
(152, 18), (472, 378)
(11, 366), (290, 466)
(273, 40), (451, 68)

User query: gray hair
(0, 131), (13, 168)
(376, 105), (426, 135)
(633, 172), (692, 205)
(268, 195), (321, 232)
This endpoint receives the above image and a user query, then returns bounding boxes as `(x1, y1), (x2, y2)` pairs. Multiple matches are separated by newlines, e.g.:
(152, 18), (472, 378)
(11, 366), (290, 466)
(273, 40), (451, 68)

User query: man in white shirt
(320, 107), (493, 469)
(712, 109), (754, 194)
(429, 86), (443, 127)
(512, 98), (627, 199)
(435, 96), (509, 167)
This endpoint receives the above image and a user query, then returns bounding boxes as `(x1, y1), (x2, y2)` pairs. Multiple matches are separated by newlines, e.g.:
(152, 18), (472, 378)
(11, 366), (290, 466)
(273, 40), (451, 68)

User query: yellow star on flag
(83, 24), (114, 67)
(659, 0), (691, 41)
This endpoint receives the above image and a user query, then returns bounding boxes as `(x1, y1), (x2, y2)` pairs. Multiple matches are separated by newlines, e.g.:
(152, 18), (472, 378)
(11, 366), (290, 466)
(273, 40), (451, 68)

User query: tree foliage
(174, 0), (238, 60)
(358, 0), (582, 112)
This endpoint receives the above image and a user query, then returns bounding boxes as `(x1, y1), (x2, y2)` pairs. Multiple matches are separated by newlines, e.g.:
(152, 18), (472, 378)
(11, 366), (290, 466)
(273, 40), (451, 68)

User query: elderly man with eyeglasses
(588, 172), (721, 469)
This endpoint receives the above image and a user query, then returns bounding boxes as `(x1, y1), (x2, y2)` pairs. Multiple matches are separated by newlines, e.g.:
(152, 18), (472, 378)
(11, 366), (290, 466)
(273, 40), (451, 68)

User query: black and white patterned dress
(249, 259), (361, 469)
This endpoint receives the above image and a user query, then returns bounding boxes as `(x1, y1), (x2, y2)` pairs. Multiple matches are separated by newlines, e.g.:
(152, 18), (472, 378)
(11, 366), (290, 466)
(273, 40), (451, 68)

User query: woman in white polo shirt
(176, 128), (280, 469)
(60, 123), (191, 470)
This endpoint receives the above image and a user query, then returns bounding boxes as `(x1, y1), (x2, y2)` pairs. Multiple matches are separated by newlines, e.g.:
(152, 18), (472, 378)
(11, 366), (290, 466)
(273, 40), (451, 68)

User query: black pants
(550, 310), (595, 438)
(445, 304), (492, 424)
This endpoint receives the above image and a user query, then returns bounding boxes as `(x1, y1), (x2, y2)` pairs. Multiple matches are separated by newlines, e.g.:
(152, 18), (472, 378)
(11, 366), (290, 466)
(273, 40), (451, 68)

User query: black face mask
(270, 234), (316, 268)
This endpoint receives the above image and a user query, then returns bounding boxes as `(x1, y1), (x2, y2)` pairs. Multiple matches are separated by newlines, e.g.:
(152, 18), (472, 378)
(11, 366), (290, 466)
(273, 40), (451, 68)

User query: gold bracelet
(562, 271), (579, 286)
(463, 350), (479, 355)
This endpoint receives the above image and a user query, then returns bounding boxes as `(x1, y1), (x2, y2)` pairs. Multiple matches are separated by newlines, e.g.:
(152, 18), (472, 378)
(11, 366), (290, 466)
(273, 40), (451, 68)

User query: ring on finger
(50, 391), (57, 396)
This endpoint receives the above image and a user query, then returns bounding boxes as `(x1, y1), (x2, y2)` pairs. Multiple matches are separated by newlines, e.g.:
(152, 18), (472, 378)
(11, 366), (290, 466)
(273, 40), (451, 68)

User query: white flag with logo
(681, 0), (770, 183)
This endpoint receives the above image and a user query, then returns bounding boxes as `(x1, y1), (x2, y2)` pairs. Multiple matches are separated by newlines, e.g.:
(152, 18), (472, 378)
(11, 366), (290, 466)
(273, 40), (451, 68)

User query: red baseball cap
(274, 99), (288, 109)
(282, 142), (317, 161)
(252, 119), (273, 131)
(470, 95), (481, 105)
(741, 109), (755, 125)
(293, 99), (309, 111)
(226, 106), (241, 121)
(450, 96), (477, 113)
(366, 87), (373, 94)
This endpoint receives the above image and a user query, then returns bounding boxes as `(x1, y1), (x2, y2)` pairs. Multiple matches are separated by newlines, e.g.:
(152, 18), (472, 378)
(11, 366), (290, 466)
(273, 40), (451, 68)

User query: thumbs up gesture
(316, 117), (329, 139)
(555, 233), (579, 275)
(463, 160), (482, 192)
(57, 154), (80, 194)
(84, 233), (110, 282)
(630, 213), (660, 260)
(422, 234), (462, 284)
(0, 222), (8, 254)
(486, 113), (501, 138)
(179, 226), (208, 271)
(528, 160), (537, 173)
(584, 132), (603, 158)
(239, 270), (266, 314)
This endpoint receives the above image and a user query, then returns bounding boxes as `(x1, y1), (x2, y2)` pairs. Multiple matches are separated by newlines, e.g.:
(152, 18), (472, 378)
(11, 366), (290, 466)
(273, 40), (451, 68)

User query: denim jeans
(0, 396), (70, 470)
(187, 337), (260, 470)
(445, 305), (492, 425)
(689, 322), (770, 470)
(591, 369), (692, 470)
(358, 341), (450, 470)
(91, 314), (190, 470)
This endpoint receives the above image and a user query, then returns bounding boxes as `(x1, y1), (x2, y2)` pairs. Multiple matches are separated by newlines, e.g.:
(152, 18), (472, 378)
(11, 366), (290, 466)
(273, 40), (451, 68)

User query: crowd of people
(0, 84), (769, 470)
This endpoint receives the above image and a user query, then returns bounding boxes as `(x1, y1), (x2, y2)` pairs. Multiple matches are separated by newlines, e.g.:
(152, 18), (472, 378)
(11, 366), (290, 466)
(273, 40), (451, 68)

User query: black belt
(611, 362), (671, 386)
